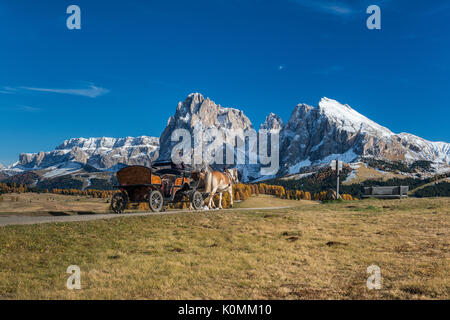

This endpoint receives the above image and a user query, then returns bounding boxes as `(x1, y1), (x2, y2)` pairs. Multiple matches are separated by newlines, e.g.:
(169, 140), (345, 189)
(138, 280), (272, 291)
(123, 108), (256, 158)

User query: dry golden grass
(233, 194), (317, 208)
(0, 193), (110, 216)
(0, 196), (448, 299)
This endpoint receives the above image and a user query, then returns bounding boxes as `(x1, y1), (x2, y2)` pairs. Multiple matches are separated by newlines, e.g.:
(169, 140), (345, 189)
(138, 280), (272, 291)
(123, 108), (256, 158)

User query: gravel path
(0, 206), (293, 227)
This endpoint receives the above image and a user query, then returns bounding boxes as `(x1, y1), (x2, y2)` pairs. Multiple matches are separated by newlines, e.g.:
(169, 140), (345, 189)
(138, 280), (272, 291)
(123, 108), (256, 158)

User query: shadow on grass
(48, 211), (71, 216)
(350, 205), (382, 212)
(48, 211), (98, 216)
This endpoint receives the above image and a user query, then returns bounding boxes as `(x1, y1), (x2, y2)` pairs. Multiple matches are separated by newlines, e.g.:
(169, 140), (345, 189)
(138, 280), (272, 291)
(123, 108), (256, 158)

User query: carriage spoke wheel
(191, 191), (203, 211)
(111, 192), (127, 214)
(149, 190), (164, 212)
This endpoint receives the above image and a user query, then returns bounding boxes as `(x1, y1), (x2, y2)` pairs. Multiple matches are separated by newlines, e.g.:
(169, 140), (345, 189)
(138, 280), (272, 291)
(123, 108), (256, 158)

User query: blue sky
(1, 0), (449, 165)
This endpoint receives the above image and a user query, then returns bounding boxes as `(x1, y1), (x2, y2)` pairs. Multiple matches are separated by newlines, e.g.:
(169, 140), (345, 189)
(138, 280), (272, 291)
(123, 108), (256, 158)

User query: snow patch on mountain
(288, 159), (312, 175)
(319, 148), (359, 165)
(42, 162), (83, 179)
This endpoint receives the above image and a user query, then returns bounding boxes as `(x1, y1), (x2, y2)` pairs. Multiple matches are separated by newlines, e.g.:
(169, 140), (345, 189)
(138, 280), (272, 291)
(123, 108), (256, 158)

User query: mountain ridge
(1, 93), (449, 187)
(14, 136), (159, 172)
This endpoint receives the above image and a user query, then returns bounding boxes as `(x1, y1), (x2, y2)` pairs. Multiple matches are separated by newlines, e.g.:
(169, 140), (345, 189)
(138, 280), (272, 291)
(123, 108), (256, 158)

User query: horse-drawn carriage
(110, 162), (208, 213)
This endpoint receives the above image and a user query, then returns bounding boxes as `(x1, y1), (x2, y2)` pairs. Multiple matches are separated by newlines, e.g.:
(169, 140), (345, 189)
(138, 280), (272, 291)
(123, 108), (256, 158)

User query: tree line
(0, 182), (114, 200)
(414, 182), (450, 198)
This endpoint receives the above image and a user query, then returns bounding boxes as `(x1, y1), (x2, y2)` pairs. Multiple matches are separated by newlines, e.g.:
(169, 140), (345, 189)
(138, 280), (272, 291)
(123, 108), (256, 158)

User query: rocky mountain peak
(170, 93), (252, 129)
(158, 93), (254, 162)
(289, 103), (314, 121)
(260, 113), (283, 131)
(175, 92), (205, 117)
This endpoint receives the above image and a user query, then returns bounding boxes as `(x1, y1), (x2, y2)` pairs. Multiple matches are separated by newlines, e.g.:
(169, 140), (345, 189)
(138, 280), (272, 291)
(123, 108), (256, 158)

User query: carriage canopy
(117, 166), (152, 186)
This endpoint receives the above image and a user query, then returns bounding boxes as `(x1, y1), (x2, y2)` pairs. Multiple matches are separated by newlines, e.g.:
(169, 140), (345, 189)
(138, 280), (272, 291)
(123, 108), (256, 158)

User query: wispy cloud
(292, 0), (357, 16)
(278, 65), (286, 71)
(290, 0), (395, 17)
(0, 86), (18, 94)
(20, 84), (109, 98)
(0, 104), (42, 113)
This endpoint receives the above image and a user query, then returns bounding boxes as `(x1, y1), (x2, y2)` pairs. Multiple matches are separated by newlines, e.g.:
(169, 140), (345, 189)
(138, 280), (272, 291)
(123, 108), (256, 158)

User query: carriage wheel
(149, 190), (164, 212)
(190, 191), (203, 211)
(111, 192), (128, 214)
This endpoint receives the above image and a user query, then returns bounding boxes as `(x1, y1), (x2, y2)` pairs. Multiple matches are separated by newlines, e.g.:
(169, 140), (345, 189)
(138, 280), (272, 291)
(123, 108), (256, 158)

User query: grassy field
(0, 193), (110, 216)
(0, 195), (448, 299)
(233, 194), (317, 208)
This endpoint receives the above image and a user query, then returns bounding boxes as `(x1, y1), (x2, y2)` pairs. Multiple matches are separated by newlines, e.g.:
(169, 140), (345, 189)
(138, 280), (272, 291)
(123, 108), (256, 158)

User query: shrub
(341, 194), (354, 201)
(222, 192), (231, 208)
(138, 203), (149, 211)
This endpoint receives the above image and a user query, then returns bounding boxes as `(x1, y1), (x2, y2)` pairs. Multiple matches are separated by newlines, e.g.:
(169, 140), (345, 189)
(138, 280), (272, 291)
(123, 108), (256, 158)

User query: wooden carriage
(110, 162), (207, 213)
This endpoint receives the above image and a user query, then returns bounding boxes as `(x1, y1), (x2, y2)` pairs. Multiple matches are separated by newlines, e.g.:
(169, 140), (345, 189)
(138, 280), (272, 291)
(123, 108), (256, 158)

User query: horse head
(225, 168), (239, 184)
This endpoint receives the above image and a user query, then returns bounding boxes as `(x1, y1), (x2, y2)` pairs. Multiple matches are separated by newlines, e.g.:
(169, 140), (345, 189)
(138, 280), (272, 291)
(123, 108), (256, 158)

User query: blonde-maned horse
(205, 168), (239, 209)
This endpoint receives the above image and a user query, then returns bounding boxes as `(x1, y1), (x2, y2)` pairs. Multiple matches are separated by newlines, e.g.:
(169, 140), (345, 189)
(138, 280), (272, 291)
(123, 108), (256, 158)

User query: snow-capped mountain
(395, 132), (450, 164)
(14, 136), (159, 172)
(280, 97), (450, 175)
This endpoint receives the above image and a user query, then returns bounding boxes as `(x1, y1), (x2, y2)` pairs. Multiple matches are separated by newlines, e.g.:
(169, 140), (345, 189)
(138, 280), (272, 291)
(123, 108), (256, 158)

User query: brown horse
(205, 168), (239, 209)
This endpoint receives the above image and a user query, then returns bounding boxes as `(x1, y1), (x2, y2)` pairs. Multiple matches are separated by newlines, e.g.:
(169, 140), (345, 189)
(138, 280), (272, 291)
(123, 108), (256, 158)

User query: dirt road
(0, 206), (293, 227)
